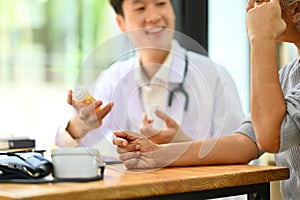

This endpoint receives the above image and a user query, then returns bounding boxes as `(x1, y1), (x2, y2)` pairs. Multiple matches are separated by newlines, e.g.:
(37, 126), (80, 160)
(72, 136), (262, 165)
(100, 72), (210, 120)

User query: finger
(141, 113), (153, 127)
(113, 137), (128, 147)
(154, 109), (177, 128)
(81, 100), (103, 116)
(124, 130), (143, 141)
(116, 143), (139, 153)
(141, 125), (158, 138)
(119, 151), (140, 162)
(116, 147), (129, 154)
(114, 131), (129, 138)
(72, 100), (84, 112)
(253, 0), (260, 6)
(96, 101), (113, 120)
(141, 113), (148, 127)
(253, 0), (266, 7)
(67, 90), (73, 105)
(114, 130), (142, 141)
(270, 0), (280, 4)
(123, 158), (140, 169)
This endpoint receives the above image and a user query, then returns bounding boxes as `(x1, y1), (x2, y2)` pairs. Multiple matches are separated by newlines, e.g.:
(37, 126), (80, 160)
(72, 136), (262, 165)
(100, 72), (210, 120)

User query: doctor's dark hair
(109, 0), (173, 17)
(110, 0), (124, 16)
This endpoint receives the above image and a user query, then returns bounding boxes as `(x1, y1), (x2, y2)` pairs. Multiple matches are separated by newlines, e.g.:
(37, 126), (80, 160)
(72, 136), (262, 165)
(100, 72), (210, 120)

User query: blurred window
(0, 0), (117, 150)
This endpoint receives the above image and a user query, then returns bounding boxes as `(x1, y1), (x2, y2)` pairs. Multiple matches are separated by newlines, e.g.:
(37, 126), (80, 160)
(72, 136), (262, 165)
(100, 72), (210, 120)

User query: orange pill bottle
(72, 86), (101, 112)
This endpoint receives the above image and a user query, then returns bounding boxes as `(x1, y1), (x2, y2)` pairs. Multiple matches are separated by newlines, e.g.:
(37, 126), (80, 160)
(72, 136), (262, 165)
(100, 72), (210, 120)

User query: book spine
(0, 141), (9, 149)
(0, 139), (35, 150)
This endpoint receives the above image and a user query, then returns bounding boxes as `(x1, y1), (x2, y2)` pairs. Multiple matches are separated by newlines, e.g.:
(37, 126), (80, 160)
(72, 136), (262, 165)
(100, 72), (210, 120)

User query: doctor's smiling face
(115, 0), (175, 49)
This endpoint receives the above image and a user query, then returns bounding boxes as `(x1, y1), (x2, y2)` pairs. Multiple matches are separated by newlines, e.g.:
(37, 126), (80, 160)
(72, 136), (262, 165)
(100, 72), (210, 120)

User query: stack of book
(0, 137), (35, 151)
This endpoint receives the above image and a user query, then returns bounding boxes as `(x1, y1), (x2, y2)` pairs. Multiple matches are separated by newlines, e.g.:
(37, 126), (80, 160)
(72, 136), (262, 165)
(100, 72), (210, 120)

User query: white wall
(208, 0), (250, 114)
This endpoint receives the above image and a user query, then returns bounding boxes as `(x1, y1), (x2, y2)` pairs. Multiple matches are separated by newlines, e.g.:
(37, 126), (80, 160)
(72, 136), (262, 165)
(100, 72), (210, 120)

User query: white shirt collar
(135, 45), (173, 87)
(134, 40), (188, 86)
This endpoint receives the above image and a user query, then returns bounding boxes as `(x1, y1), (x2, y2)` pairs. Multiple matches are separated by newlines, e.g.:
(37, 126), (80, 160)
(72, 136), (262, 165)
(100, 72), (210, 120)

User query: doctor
(55, 0), (244, 158)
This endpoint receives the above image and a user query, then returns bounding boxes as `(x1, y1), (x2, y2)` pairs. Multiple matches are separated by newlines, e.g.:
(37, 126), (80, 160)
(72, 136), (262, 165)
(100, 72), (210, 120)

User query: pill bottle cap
(73, 86), (88, 102)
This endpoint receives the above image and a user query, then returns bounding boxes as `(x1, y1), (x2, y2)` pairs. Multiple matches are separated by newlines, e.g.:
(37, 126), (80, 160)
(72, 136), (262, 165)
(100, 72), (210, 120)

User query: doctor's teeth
(147, 28), (163, 34)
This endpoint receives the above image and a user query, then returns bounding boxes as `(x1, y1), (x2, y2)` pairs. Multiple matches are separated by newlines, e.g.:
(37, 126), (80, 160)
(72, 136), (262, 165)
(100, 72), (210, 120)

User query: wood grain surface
(0, 164), (289, 200)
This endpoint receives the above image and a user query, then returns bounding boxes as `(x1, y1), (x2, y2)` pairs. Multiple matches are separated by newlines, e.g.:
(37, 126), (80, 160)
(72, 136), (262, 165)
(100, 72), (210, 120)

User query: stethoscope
(168, 51), (189, 111)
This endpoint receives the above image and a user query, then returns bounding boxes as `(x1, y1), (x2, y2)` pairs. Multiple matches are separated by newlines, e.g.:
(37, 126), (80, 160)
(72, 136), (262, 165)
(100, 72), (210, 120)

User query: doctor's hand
(66, 90), (113, 139)
(140, 109), (191, 144)
(246, 0), (286, 40)
(113, 130), (161, 169)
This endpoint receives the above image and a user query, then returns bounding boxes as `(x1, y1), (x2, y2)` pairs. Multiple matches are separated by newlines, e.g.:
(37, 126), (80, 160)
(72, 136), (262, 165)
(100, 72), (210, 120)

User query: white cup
(51, 147), (104, 179)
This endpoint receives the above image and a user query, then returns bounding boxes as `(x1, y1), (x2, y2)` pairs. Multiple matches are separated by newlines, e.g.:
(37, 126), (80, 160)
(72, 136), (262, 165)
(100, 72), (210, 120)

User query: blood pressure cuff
(0, 152), (104, 183)
(0, 152), (53, 179)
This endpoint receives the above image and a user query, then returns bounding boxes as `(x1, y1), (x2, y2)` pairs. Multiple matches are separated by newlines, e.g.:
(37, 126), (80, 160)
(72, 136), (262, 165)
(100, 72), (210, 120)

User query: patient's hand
(113, 130), (161, 168)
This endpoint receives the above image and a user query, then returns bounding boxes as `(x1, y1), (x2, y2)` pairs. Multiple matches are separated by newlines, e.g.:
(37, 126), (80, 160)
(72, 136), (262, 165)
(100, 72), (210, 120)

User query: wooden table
(0, 164), (289, 200)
